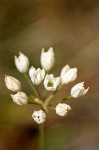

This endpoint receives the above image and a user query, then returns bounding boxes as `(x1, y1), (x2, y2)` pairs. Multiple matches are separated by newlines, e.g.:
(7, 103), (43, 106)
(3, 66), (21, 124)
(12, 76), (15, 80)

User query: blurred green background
(0, 0), (99, 150)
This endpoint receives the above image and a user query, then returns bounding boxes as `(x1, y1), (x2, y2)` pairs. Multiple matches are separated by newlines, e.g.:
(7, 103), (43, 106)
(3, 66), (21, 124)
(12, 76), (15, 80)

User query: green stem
(50, 95), (72, 105)
(45, 84), (63, 105)
(38, 124), (45, 150)
(62, 95), (72, 102)
(28, 101), (37, 105)
(45, 92), (55, 104)
(24, 74), (39, 98)
(45, 90), (59, 104)
(35, 86), (41, 99)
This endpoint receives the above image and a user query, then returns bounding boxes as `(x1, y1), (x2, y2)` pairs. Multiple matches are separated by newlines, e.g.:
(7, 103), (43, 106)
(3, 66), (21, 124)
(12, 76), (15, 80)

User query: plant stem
(62, 95), (72, 102)
(24, 73), (39, 98)
(45, 84), (63, 105)
(45, 90), (57, 104)
(38, 124), (45, 150)
(35, 86), (41, 99)
(28, 101), (37, 105)
(50, 95), (72, 105)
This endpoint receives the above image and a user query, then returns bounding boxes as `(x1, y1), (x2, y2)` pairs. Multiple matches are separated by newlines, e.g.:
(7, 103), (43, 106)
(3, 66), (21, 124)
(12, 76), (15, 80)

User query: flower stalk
(34, 98), (48, 113)
(38, 124), (45, 150)
(24, 73), (40, 98)
(45, 84), (62, 104)
(5, 48), (89, 150)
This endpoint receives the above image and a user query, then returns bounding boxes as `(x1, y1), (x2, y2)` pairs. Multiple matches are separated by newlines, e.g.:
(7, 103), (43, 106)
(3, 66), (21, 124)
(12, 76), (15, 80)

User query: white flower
(5, 75), (21, 92)
(56, 103), (71, 117)
(11, 92), (28, 105)
(41, 47), (55, 71)
(44, 74), (60, 91)
(15, 52), (29, 73)
(29, 66), (45, 85)
(32, 110), (46, 124)
(71, 82), (89, 98)
(60, 65), (77, 84)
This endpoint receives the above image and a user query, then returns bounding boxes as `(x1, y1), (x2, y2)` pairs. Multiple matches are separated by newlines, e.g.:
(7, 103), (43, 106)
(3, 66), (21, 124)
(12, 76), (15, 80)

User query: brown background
(0, 0), (99, 150)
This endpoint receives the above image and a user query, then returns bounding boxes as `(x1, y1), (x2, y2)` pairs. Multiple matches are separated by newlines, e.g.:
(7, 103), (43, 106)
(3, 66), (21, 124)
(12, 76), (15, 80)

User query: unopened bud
(5, 75), (21, 92)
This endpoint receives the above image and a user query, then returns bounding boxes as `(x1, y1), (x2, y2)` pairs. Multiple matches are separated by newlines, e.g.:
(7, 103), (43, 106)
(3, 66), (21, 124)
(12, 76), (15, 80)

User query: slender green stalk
(62, 95), (72, 102)
(27, 95), (37, 105)
(28, 101), (37, 105)
(45, 92), (55, 104)
(45, 89), (59, 104)
(24, 73), (39, 98)
(45, 84), (63, 104)
(50, 95), (72, 105)
(38, 124), (45, 150)
(35, 86), (41, 99)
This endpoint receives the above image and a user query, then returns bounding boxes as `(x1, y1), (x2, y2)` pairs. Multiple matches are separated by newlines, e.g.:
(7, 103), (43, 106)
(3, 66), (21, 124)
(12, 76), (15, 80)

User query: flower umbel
(15, 52), (29, 73)
(29, 66), (45, 85)
(44, 74), (60, 91)
(5, 47), (89, 125)
(41, 47), (55, 71)
(71, 82), (89, 98)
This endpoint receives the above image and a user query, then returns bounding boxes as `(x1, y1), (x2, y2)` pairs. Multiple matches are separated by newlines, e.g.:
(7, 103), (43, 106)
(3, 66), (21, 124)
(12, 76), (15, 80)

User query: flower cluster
(5, 47), (89, 124)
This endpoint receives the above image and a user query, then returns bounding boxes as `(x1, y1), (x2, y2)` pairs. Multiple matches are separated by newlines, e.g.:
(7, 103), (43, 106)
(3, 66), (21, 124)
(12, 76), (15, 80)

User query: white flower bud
(11, 92), (28, 105)
(71, 82), (89, 98)
(32, 110), (46, 124)
(60, 65), (77, 84)
(41, 47), (55, 71)
(44, 74), (60, 91)
(5, 75), (21, 92)
(29, 66), (45, 85)
(15, 52), (29, 73)
(56, 103), (71, 117)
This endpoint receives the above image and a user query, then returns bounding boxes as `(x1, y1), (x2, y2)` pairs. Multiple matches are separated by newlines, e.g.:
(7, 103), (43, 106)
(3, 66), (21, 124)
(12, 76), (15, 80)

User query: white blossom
(32, 110), (46, 124)
(44, 74), (60, 91)
(55, 103), (71, 116)
(5, 75), (21, 92)
(15, 52), (29, 73)
(71, 82), (89, 98)
(41, 47), (55, 71)
(60, 65), (77, 84)
(29, 66), (45, 85)
(11, 92), (28, 105)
